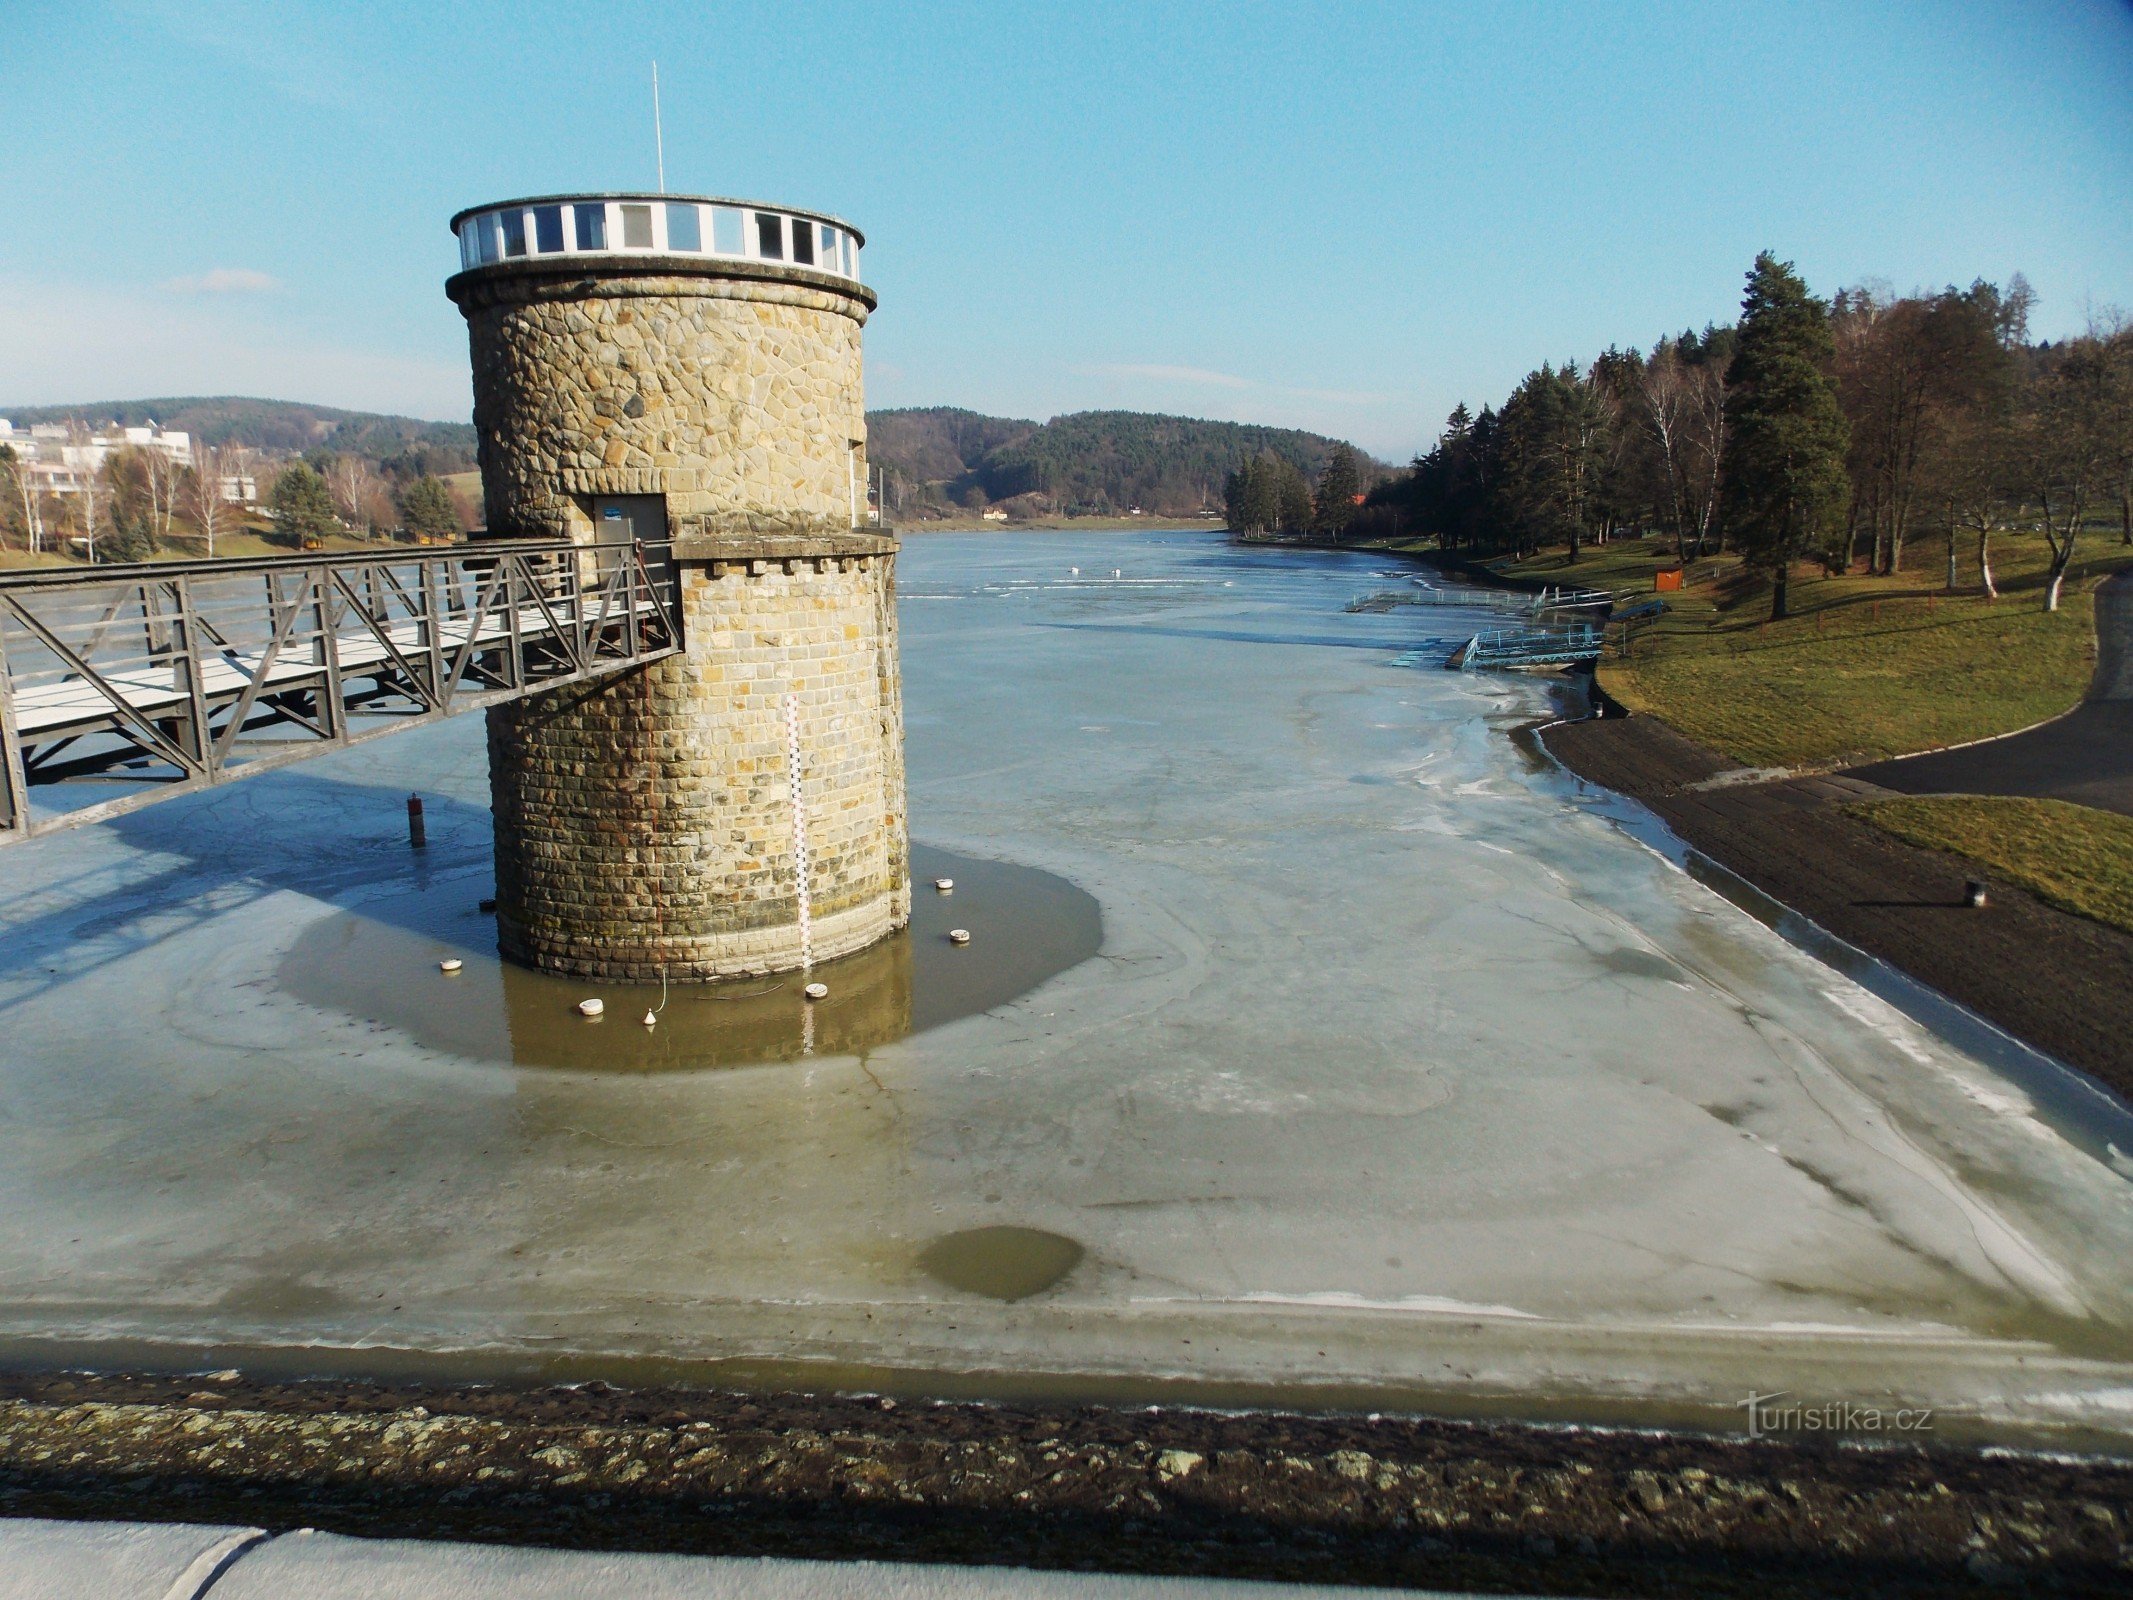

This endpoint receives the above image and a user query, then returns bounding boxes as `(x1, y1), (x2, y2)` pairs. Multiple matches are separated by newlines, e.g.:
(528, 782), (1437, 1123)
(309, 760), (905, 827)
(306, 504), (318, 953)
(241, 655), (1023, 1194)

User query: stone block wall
(487, 551), (908, 980)
(453, 250), (907, 980)
(453, 266), (873, 541)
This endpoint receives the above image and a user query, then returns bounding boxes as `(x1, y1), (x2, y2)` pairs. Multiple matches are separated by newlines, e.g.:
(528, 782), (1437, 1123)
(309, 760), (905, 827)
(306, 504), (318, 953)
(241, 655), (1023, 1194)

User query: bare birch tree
(325, 455), (388, 537)
(188, 444), (232, 558)
(142, 445), (183, 548)
(2023, 336), (2113, 611)
(1637, 344), (1694, 559)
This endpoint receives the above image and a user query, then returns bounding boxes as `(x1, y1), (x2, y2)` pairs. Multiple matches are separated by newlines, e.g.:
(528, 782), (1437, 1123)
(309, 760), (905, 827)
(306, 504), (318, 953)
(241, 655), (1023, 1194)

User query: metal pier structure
(1446, 623), (1604, 671)
(0, 541), (680, 844)
(1348, 581), (1617, 617)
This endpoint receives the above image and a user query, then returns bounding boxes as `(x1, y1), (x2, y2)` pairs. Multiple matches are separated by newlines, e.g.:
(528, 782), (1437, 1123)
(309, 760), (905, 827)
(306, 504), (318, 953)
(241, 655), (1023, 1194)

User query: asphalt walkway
(1846, 700), (2133, 817)
(1844, 569), (2133, 816)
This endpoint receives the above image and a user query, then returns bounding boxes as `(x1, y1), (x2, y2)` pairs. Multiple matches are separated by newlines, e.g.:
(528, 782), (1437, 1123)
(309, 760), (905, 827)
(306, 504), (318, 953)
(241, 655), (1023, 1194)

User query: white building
(0, 419), (197, 501)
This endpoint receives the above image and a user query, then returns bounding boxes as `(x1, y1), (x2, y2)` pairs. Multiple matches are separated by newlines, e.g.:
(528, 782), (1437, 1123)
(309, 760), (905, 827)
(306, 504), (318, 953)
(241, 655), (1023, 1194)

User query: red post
(407, 794), (428, 849)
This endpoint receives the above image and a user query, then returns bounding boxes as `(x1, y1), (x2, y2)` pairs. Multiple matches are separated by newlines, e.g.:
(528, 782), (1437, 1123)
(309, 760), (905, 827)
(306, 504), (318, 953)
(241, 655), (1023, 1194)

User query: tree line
(1222, 444), (1364, 538)
(1362, 252), (2133, 616)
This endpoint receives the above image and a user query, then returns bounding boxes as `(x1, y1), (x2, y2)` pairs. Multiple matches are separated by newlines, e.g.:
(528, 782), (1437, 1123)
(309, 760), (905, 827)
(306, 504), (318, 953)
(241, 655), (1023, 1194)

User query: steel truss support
(0, 539), (680, 845)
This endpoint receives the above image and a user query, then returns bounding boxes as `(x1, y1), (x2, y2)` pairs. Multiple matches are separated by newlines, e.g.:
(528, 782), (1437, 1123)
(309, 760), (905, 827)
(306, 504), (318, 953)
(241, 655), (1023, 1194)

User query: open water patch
(277, 845), (1100, 1073)
(919, 1227), (1086, 1301)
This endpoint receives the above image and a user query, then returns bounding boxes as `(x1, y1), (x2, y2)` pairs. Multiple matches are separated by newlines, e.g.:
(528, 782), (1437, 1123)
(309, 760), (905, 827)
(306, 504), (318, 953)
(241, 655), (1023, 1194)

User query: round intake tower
(446, 193), (909, 980)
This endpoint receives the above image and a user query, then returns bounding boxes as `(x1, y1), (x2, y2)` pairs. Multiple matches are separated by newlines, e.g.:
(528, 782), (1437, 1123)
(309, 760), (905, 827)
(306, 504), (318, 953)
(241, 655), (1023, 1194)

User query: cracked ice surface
(1, 530), (2130, 1442)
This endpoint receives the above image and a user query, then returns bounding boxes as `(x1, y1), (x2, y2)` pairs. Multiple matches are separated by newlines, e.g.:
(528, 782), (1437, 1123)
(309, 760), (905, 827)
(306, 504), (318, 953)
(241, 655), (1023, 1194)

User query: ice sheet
(1, 532), (2129, 1441)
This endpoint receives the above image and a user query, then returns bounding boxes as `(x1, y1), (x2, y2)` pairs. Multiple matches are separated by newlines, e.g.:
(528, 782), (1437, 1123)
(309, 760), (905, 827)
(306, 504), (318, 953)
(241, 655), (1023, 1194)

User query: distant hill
(1, 396), (1371, 518)
(0, 397), (477, 477)
(865, 407), (1375, 518)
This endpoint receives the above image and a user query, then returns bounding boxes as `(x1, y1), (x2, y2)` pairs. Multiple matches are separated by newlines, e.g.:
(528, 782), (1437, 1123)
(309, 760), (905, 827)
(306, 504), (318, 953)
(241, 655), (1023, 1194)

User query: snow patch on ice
(1207, 1291), (1542, 1320)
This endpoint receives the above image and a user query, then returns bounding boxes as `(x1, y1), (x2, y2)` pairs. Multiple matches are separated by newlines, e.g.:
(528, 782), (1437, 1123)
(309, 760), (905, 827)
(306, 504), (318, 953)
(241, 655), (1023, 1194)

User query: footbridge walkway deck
(0, 540), (680, 843)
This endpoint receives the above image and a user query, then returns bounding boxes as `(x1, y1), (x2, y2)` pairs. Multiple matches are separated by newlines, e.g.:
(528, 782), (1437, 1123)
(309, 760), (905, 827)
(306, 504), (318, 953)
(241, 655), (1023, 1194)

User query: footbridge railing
(0, 539), (680, 844)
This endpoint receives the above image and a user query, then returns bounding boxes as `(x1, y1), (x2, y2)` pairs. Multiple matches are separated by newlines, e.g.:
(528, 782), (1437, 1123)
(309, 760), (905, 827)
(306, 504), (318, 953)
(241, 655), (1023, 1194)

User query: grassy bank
(1429, 534), (2129, 772)
(1, 528), (400, 571)
(1848, 795), (2133, 936)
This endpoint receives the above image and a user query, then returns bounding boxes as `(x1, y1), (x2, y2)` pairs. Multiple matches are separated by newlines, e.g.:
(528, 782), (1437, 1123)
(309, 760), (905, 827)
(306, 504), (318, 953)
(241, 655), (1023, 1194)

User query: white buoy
(1113, 569), (1121, 577)
(577, 997), (605, 1018)
(933, 877), (954, 892)
(642, 1010), (658, 1027)
(804, 981), (829, 1000)
(948, 928), (972, 945)
(438, 958), (463, 974)
(1070, 566), (1079, 575)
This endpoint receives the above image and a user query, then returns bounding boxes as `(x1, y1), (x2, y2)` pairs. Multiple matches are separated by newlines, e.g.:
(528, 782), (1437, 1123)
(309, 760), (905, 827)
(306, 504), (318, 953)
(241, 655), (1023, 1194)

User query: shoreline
(1539, 707), (2133, 1105)
(1316, 533), (2133, 1101)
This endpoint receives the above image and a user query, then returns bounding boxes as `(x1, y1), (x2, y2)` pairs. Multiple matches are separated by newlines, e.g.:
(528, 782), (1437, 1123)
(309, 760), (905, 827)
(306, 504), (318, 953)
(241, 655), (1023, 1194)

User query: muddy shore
(3, 1369), (2130, 1596)
(1541, 709), (2133, 1099)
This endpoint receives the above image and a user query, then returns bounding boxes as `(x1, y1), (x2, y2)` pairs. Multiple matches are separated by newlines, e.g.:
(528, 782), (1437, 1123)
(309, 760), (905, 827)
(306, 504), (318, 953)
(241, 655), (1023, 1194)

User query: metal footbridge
(0, 540), (680, 844)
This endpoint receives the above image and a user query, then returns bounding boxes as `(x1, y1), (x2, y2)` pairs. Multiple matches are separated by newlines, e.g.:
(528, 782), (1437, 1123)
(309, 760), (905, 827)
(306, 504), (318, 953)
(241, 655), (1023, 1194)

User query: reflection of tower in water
(497, 924), (913, 1071)
(274, 845), (1101, 1075)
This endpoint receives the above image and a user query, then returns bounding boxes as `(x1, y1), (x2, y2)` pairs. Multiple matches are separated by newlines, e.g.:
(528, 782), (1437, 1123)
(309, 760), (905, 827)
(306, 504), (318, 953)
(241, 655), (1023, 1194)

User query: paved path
(1845, 700), (2133, 818)
(1845, 570), (2133, 817)
(0, 1519), (1539, 1600)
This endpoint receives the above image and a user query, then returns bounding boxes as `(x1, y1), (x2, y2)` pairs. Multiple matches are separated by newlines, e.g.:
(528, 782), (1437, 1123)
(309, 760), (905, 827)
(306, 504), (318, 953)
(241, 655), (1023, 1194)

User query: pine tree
(1273, 458), (1314, 533)
(399, 474), (462, 542)
(1225, 456), (1278, 533)
(270, 462), (341, 547)
(1312, 444), (1363, 537)
(1719, 253), (1851, 619)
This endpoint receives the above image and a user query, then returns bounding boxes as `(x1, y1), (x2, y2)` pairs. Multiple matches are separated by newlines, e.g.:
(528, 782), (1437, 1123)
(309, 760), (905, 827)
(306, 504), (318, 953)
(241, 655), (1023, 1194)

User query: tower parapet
(448, 191), (907, 982)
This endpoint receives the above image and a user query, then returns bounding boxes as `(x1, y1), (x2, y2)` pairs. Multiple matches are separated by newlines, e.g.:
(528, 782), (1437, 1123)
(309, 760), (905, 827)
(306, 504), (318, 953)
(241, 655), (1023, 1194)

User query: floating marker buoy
(1070, 566), (1080, 575)
(438, 958), (463, 974)
(934, 877), (954, 892)
(804, 981), (829, 1000)
(642, 1010), (658, 1027)
(948, 928), (972, 945)
(577, 997), (605, 1018)
(1113, 569), (1121, 578)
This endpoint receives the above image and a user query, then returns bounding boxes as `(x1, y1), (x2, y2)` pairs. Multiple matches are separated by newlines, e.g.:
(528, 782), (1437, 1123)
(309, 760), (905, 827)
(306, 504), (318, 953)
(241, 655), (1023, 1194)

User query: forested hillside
(864, 407), (1368, 518)
(3, 395), (1376, 525)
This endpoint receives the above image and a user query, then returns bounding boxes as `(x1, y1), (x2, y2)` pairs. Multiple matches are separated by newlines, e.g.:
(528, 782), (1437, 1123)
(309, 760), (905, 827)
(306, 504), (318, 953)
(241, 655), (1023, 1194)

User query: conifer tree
(398, 474), (462, 542)
(270, 461), (340, 546)
(1719, 253), (1851, 619)
(1312, 444), (1362, 538)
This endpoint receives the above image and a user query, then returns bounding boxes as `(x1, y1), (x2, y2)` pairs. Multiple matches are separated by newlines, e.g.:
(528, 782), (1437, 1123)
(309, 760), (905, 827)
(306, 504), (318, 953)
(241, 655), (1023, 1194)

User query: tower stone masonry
(446, 194), (908, 980)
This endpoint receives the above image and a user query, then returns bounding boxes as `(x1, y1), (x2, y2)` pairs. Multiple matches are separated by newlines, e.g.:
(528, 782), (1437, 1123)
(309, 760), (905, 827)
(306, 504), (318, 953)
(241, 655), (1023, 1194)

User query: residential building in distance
(0, 419), (196, 505)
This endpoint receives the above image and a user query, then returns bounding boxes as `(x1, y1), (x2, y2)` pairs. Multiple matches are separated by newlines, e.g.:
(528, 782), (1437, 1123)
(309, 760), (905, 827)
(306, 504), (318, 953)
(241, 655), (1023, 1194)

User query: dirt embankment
(1543, 711), (2133, 1096)
(3, 1370), (2131, 1597)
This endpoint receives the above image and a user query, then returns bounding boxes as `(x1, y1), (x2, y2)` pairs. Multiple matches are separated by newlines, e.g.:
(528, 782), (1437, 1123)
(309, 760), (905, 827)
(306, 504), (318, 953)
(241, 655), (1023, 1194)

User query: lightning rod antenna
(652, 61), (666, 193)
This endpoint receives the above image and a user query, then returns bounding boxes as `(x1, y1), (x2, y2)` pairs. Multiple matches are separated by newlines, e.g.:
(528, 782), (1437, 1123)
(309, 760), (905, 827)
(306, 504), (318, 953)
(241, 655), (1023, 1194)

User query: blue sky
(4, 0), (2129, 459)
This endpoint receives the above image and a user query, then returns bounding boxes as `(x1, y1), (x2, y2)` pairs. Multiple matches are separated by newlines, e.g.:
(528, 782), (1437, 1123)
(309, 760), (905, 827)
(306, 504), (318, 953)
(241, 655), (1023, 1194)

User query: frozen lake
(2, 529), (2130, 1446)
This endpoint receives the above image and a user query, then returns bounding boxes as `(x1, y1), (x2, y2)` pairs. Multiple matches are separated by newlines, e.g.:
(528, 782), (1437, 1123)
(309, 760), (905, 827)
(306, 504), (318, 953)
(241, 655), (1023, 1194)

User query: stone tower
(445, 193), (908, 981)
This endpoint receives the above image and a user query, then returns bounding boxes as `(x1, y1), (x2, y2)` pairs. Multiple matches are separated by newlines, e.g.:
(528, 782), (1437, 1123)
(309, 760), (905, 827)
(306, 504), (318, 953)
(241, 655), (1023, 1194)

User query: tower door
(590, 495), (668, 566)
